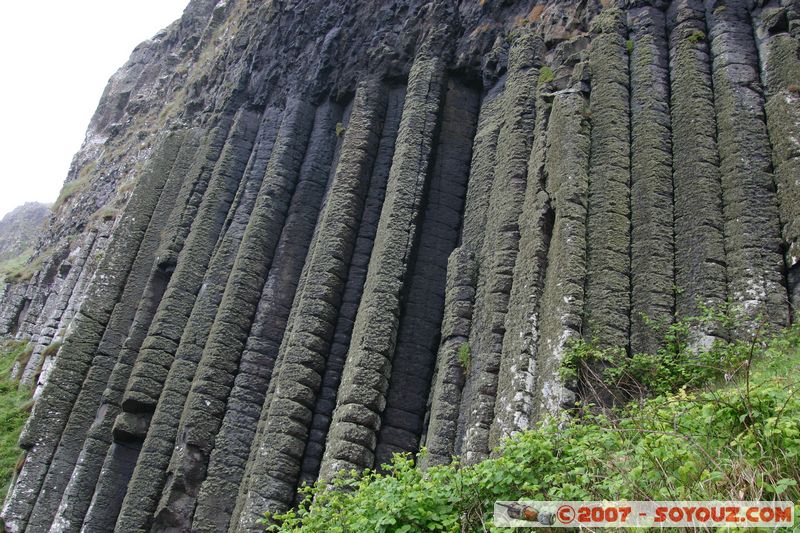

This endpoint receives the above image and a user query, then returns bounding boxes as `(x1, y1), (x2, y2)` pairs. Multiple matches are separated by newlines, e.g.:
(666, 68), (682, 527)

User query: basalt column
(155, 98), (330, 531)
(706, 0), (788, 327)
(2, 132), (187, 533)
(628, 5), (675, 354)
(49, 129), (204, 533)
(491, 73), (555, 447)
(83, 108), (279, 533)
(191, 101), (343, 533)
(529, 89), (591, 422)
(234, 81), (388, 530)
(754, 1), (800, 313)
(297, 88), (405, 490)
(374, 79), (479, 466)
(114, 102), (312, 533)
(667, 0), (727, 334)
(317, 52), (446, 481)
(418, 83), (505, 466)
(77, 122), (241, 533)
(86, 107), (260, 532)
(3, 130), (188, 531)
(31, 130), (200, 533)
(419, 247), (478, 467)
(583, 9), (632, 352)
(458, 31), (541, 465)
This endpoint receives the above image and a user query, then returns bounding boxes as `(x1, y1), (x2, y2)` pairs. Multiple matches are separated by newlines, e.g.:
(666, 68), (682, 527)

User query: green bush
(560, 306), (755, 402)
(264, 321), (800, 532)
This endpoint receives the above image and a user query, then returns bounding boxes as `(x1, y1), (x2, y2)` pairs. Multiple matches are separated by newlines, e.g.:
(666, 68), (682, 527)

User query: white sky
(0, 0), (190, 219)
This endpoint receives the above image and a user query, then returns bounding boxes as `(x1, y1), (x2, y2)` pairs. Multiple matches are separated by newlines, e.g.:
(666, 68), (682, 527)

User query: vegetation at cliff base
(264, 320), (800, 531)
(0, 339), (33, 501)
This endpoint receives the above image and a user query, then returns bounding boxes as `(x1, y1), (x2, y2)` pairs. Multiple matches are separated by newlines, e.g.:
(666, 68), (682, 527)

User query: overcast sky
(0, 0), (189, 219)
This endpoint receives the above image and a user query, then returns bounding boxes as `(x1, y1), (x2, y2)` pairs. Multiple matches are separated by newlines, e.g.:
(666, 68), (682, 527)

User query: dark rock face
(2, 0), (798, 531)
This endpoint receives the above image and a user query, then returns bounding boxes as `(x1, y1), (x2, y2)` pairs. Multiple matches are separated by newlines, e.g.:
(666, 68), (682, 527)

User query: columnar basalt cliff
(2, 0), (798, 531)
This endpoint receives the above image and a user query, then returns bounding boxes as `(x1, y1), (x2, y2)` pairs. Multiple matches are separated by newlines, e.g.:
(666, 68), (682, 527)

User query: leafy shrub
(263, 322), (800, 532)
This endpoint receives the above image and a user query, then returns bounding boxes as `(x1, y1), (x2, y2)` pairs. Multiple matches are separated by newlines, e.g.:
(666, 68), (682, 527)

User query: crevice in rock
(374, 77), (478, 467)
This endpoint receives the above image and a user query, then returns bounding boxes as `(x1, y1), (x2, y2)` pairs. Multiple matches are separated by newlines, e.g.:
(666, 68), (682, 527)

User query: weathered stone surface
(297, 88), (405, 491)
(419, 247), (478, 467)
(3, 131), (186, 533)
(191, 102), (341, 533)
(667, 0), (728, 335)
(317, 49), (447, 482)
(235, 80), (388, 529)
(32, 130), (198, 533)
(628, 6), (675, 354)
(706, 0), (788, 328)
(5, 2), (800, 530)
(583, 8), (631, 351)
(458, 30), (541, 465)
(754, 1), (800, 314)
(374, 79), (479, 467)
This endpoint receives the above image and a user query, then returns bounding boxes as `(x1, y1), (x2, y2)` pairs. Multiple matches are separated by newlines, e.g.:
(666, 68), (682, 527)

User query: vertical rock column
(374, 79), (479, 466)
(77, 124), (238, 533)
(118, 109), (259, 424)
(460, 83), (507, 253)
(530, 89), (592, 422)
(18, 231), (97, 387)
(490, 79), (554, 447)
(29, 130), (199, 533)
(1, 132), (185, 533)
(419, 247), (478, 467)
(457, 31), (540, 464)
(628, 6), (675, 354)
(154, 97), (320, 531)
(112, 103), (305, 533)
(317, 52), (445, 481)
(706, 0), (788, 327)
(754, 1), (800, 313)
(667, 0), (728, 331)
(297, 88), (405, 489)
(81, 109), (272, 533)
(583, 8), (632, 351)
(101, 107), (260, 533)
(234, 81), (388, 530)
(191, 102), (343, 533)
(48, 130), (204, 533)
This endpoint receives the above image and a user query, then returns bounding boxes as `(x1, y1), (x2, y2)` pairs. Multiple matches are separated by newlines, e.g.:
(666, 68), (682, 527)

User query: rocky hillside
(1, 0), (798, 531)
(0, 203), (50, 280)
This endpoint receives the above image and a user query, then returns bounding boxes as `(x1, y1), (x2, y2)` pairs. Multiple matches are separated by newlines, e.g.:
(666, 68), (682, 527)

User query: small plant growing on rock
(335, 122), (346, 137)
(458, 342), (471, 371)
(538, 66), (554, 84)
(626, 39), (634, 54)
(687, 30), (705, 44)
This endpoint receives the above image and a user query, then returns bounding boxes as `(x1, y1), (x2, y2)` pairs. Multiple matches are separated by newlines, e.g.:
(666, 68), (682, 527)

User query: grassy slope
(0, 339), (32, 502)
(267, 323), (800, 532)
